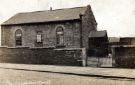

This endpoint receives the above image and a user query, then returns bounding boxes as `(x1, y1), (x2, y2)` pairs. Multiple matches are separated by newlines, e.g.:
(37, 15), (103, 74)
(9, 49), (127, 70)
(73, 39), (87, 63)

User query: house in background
(88, 30), (108, 57)
(87, 30), (111, 67)
(120, 37), (135, 45)
(108, 37), (135, 46)
(108, 37), (120, 46)
(1, 5), (97, 50)
(109, 37), (135, 68)
(108, 37), (120, 53)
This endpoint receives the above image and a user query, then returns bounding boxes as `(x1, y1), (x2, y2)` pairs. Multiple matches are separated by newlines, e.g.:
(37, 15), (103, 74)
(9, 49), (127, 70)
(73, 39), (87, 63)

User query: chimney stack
(50, 7), (52, 11)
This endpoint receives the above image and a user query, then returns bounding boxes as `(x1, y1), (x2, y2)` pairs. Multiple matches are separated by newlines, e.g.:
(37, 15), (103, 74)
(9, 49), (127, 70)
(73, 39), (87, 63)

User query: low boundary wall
(0, 47), (86, 66)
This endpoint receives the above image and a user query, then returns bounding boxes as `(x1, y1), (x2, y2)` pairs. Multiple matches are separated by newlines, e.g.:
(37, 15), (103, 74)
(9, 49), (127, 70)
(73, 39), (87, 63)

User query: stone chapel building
(1, 5), (97, 49)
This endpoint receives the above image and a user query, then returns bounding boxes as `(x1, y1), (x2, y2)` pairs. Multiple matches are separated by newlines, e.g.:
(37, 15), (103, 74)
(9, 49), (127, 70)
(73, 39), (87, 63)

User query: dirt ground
(0, 68), (134, 85)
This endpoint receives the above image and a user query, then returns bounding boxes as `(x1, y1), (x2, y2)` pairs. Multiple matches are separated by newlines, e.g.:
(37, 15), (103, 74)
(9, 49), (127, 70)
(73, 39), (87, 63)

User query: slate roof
(89, 30), (107, 38)
(2, 6), (87, 25)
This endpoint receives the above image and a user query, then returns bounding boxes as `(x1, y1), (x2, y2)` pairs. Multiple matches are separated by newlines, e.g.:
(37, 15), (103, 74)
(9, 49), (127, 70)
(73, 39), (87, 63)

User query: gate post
(82, 48), (87, 67)
(111, 46), (116, 67)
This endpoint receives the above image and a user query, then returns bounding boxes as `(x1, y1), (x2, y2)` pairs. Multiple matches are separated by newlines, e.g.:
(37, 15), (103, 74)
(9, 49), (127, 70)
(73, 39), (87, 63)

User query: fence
(112, 46), (135, 68)
(87, 56), (112, 67)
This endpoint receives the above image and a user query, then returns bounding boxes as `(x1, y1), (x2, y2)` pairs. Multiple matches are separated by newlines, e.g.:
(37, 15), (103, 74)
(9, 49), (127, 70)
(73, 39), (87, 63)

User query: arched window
(15, 29), (22, 46)
(56, 26), (64, 46)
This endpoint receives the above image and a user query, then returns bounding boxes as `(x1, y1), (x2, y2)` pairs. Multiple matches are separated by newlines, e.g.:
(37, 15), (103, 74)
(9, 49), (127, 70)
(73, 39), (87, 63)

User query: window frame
(15, 29), (22, 46)
(36, 31), (42, 43)
(56, 26), (64, 46)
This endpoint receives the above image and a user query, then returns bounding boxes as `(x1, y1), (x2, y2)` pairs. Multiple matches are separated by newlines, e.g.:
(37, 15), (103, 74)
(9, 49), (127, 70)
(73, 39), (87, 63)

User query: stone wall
(82, 5), (97, 49)
(0, 47), (85, 66)
(112, 47), (135, 68)
(1, 21), (81, 48)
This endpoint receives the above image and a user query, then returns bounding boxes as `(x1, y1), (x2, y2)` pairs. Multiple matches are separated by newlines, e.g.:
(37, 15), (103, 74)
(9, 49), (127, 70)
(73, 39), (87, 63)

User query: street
(0, 68), (134, 85)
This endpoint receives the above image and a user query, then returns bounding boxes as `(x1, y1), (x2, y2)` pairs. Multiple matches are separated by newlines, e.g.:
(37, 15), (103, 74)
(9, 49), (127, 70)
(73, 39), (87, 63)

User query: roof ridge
(18, 6), (87, 14)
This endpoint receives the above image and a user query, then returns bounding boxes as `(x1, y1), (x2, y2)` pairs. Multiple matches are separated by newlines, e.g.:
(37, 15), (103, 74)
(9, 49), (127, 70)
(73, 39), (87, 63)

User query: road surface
(0, 68), (134, 85)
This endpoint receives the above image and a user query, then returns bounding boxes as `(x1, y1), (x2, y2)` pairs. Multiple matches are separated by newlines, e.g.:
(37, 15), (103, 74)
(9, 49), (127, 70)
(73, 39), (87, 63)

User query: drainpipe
(79, 14), (83, 48)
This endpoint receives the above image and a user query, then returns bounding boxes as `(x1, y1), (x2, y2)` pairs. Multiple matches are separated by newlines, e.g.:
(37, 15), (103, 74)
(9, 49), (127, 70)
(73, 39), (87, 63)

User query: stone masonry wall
(0, 47), (84, 66)
(1, 21), (81, 48)
(82, 5), (97, 49)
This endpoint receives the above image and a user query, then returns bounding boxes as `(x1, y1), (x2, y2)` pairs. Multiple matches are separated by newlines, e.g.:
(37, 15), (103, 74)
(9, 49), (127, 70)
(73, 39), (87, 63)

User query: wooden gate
(87, 56), (113, 67)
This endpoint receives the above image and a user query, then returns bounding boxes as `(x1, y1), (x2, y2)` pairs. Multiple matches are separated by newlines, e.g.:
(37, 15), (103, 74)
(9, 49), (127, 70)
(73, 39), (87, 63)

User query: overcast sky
(0, 0), (135, 37)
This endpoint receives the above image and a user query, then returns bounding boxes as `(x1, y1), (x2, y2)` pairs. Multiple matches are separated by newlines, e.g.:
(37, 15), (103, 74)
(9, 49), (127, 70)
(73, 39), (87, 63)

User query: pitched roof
(2, 6), (87, 25)
(109, 37), (120, 43)
(89, 30), (107, 38)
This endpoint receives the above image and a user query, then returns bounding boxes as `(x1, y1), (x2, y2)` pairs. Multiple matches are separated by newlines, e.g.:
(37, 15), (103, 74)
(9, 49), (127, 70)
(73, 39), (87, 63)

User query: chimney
(50, 7), (52, 11)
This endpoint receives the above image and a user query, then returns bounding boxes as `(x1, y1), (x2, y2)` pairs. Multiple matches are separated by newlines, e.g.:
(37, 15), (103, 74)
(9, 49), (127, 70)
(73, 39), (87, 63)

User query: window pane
(37, 34), (42, 42)
(56, 27), (64, 46)
(15, 29), (22, 46)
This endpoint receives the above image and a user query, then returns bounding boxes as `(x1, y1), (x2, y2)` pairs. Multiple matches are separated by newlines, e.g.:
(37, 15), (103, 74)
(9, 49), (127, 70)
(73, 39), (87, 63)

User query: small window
(15, 29), (22, 46)
(36, 31), (42, 43)
(56, 27), (64, 46)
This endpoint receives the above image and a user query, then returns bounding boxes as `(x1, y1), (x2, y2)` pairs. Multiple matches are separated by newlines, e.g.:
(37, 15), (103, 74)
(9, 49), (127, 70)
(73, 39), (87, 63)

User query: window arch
(56, 26), (64, 46)
(15, 29), (22, 46)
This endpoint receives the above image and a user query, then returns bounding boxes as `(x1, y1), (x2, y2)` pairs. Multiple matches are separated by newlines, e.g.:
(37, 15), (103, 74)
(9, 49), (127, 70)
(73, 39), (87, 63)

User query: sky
(0, 0), (135, 38)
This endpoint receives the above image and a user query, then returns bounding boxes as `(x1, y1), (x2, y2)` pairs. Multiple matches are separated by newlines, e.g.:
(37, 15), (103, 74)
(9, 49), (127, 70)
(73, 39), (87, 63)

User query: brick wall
(0, 47), (84, 66)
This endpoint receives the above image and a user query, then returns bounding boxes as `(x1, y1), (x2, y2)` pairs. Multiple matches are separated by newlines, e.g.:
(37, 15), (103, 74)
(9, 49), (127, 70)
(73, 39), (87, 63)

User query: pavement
(0, 63), (135, 80)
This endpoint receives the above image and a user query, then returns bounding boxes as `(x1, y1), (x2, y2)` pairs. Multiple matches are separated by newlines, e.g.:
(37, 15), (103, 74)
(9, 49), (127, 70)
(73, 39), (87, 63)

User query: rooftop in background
(120, 37), (135, 39)
(108, 37), (120, 43)
(2, 6), (89, 25)
(89, 30), (107, 38)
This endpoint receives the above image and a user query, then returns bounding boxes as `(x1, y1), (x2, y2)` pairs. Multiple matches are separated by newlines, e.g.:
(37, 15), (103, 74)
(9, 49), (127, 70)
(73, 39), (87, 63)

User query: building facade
(1, 5), (97, 49)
